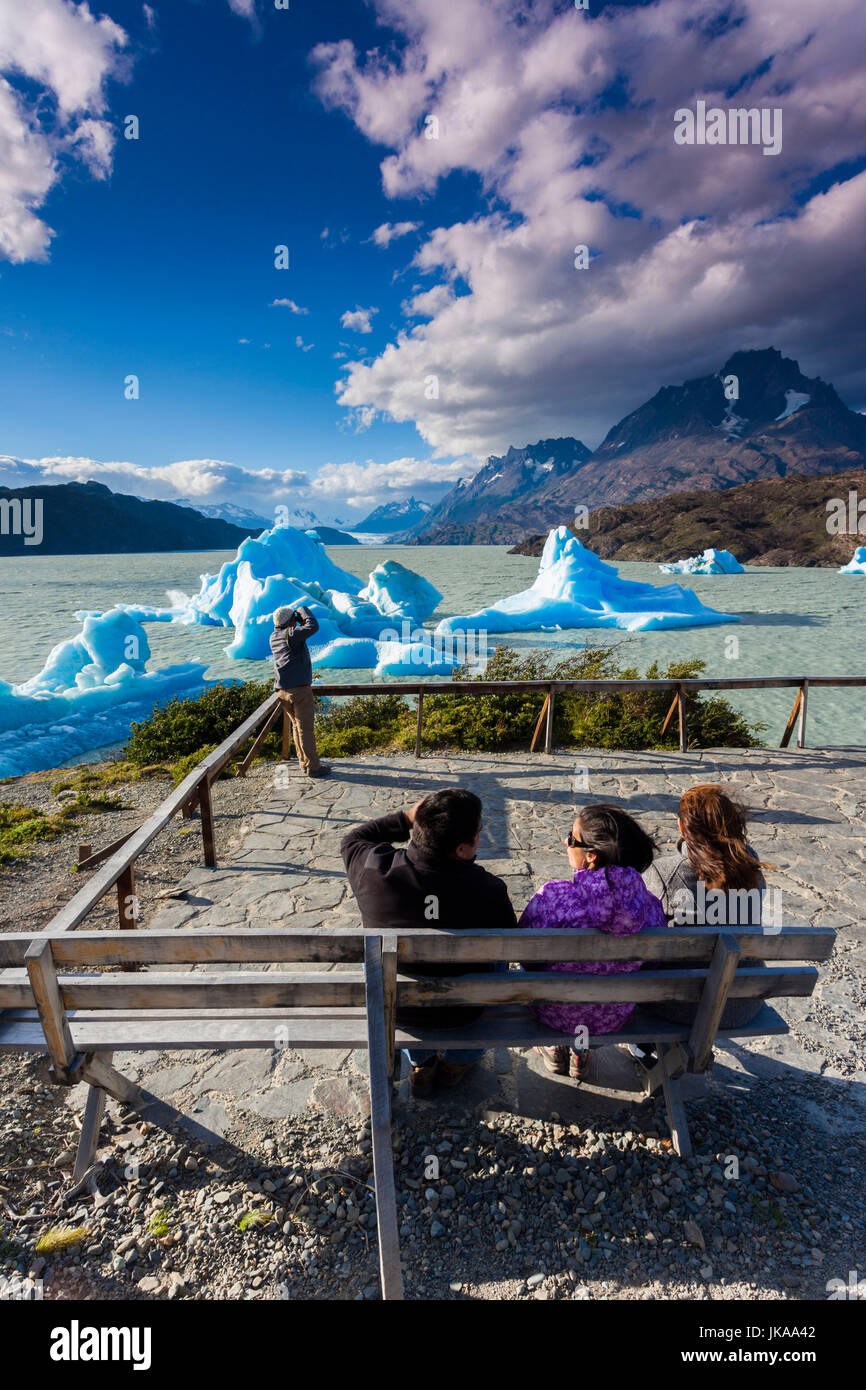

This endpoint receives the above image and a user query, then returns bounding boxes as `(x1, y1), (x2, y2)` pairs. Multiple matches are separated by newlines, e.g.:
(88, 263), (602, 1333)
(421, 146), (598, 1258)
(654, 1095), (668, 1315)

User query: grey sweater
(642, 844), (766, 1027)
(269, 607), (319, 690)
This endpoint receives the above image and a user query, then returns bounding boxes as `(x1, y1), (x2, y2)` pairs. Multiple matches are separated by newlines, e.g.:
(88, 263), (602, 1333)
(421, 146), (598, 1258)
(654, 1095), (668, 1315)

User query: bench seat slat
(0, 1002), (790, 1055)
(397, 966), (818, 1005)
(0, 964), (818, 1011)
(0, 1000), (789, 1050)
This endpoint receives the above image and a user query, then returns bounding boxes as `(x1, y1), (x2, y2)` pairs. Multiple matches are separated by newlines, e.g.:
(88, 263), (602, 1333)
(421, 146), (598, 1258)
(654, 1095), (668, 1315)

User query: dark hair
(576, 804), (657, 873)
(412, 788), (482, 858)
(678, 784), (771, 891)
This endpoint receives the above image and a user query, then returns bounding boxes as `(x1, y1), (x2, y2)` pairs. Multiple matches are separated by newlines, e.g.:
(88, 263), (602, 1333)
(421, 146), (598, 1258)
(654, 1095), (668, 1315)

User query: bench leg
(364, 937), (404, 1301)
(73, 1052), (113, 1183)
(660, 1069), (693, 1158)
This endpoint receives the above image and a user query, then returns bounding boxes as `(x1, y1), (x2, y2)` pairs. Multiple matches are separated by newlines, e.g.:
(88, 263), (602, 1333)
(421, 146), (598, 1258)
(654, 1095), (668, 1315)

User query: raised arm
(291, 605), (319, 642)
(340, 809), (411, 879)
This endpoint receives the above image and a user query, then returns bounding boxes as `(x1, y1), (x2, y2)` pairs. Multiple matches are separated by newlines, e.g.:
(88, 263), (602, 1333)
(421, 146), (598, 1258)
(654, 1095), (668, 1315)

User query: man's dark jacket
(340, 810), (517, 1028)
(269, 606), (319, 690)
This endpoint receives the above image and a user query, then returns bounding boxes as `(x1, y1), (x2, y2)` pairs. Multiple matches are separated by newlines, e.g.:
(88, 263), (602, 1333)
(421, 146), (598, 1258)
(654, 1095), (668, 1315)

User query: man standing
(340, 789), (515, 1094)
(270, 605), (329, 778)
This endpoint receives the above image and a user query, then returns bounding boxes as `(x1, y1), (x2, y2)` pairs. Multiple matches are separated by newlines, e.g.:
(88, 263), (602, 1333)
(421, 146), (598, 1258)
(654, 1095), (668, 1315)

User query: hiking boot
(437, 1059), (479, 1088)
(409, 1056), (438, 1097)
(306, 764), (332, 778)
(534, 1045), (569, 1075)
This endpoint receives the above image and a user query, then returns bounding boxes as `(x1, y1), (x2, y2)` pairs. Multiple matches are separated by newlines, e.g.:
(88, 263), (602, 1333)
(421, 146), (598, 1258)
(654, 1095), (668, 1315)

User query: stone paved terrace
(64, 747), (866, 1147)
(55, 751), (863, 1142)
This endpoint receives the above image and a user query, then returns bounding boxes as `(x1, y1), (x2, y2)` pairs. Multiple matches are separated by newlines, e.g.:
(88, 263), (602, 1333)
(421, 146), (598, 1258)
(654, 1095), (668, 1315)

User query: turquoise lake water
(0, 544), (862, 748)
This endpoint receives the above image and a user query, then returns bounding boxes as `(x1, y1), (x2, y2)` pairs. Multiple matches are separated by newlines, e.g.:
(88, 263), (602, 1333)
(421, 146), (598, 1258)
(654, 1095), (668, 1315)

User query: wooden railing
(29, 673), (865, 942)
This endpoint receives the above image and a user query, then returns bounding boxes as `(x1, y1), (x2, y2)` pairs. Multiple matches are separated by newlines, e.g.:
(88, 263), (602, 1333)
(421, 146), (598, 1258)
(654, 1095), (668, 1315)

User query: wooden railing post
(797, 679), (808, 749)
(780, 687), (803, 748)
(117, 864), (136, 930)
(677, 684), (687, 753)
(414, 690), (424, 758)
(199, 778), (217, 867)
(544, 683), (555, 754)
(530, 693), (550, 753)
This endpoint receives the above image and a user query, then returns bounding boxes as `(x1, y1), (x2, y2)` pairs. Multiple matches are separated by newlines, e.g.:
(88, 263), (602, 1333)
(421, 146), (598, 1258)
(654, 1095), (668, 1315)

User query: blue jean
(403, 961), (508, 1068)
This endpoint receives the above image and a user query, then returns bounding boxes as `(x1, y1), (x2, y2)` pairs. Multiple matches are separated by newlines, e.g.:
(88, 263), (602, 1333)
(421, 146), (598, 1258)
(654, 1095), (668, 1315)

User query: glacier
(0, 609), (214, 778)
(437, 527), (738, 636)
(839, 546), (866, 575)
(659, 548), (745, 575)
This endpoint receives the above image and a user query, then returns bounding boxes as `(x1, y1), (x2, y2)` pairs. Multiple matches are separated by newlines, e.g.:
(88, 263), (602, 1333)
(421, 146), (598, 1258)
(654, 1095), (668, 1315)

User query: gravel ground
(1, 1050), (863, 1302)
(0, 762), (273, 936)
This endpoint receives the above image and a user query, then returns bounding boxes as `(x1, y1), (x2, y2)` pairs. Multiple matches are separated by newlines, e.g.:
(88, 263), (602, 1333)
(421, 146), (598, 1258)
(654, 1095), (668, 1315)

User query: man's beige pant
(278, 686), (321, 773)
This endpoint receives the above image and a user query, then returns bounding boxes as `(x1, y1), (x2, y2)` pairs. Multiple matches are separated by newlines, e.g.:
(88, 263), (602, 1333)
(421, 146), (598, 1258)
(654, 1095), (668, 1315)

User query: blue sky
(1, 0), (865, 521)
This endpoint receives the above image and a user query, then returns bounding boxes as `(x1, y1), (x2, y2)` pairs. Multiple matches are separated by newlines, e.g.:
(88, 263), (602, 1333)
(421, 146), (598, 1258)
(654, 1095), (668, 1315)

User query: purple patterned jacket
(519, 865), (666, 1035)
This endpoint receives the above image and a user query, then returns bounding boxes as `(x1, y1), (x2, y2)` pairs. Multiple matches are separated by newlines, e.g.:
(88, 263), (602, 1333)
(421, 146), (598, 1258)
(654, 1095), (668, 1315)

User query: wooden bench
(0, 923), (834, 1301)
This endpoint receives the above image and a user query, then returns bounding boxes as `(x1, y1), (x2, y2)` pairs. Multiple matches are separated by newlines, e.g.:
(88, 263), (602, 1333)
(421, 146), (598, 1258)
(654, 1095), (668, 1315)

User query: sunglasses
(567, 832), (591, 849)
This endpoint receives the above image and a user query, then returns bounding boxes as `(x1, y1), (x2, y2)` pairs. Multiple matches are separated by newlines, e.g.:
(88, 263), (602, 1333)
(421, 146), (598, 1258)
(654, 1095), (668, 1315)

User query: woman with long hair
(641, 783), (773, 1032)
(520, 804), (665, 1081)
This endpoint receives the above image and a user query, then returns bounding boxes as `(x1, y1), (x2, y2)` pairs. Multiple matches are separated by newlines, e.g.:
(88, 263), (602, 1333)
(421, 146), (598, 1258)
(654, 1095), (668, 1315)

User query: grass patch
(147, 1208), (174, 1240)
(238, 1210), (272, 1232)
(35, 1225), (89, 1254)
(0, 787), (129, 867)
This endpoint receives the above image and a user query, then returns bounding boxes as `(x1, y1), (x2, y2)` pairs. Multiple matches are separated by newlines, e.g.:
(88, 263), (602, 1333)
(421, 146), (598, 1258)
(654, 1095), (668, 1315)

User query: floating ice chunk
(839, 546), (866, 574)
(189, 524), (362, 629)
(659, 548), (745, 575)
(0, 609), (215, 777)
(17, 609), (150, 695)
(374, 639), (462, 676)
(311, 637), (380, 669)
(437, 527), (737, 635)
(360, 561), (442, 624)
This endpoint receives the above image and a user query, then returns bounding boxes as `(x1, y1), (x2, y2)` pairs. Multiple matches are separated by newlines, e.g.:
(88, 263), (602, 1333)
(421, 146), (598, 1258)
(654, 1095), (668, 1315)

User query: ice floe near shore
(839, 546), (866, 574)
(438, 527), (738, 636)
(0, 609), (212, 777)
(659, 548), (745, 575)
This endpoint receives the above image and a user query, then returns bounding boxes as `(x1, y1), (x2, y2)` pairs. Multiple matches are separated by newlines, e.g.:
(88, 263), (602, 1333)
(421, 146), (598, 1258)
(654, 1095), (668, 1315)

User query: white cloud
(226, 0), (257, 17)
(0, 450), (459, 518)
(0, 454), (309, 507)
(312, 0), (866, 455)
(295, 335), (314, 352)
(271, 298), (309, 313)
(238, 337), (251, 344)
(371, 220), (420, 247)
(310, 455), (469, 510)
(0, 0), (128, 263)
(341, 305), (378, 333)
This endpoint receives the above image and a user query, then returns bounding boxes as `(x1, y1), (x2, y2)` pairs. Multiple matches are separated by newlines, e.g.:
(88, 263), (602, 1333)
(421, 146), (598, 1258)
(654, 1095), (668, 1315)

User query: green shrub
(123, 680), (279, 767)
(117, 645), (762, 771)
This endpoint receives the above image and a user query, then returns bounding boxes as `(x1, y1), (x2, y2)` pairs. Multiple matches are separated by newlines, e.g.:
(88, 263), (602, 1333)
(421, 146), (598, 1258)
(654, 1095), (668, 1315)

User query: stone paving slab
(76, 748), (866, 1146)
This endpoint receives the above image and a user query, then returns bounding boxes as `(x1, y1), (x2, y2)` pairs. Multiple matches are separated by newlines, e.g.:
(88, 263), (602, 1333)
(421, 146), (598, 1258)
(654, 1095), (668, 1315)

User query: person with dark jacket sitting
(340, 788), (516, 1095)
(269, 604), (329, 778)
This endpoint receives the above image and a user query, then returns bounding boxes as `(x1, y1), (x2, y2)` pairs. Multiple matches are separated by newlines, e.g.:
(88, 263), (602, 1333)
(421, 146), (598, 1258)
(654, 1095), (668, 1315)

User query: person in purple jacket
(520, 804), (664, 1081)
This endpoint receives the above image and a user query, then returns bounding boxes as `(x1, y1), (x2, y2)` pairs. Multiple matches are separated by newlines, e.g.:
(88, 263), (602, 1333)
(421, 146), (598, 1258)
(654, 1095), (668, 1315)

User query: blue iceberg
(437, 527), (738, 636)
(839, 546), (866, 574)
(660, 548), (745, 575)
(0, 609), (215, 778)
